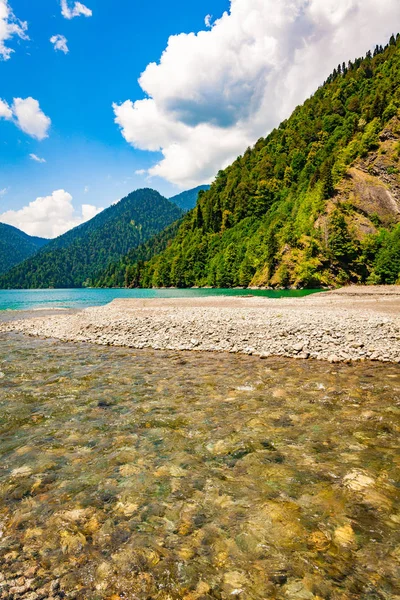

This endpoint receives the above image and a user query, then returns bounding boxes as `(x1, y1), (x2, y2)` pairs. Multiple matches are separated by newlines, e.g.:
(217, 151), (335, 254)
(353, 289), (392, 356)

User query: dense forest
(93, 35), (400, 289)
(0, 189), (182, 288)
(0, 224), (48, 275)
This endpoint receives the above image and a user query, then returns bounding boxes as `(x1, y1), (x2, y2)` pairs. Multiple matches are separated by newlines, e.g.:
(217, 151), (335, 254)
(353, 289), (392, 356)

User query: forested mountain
(169, 185), (211, 211)
(0, 223), (48, 275)
(98, 35), (400, 289)
(0, 189), (182, 288)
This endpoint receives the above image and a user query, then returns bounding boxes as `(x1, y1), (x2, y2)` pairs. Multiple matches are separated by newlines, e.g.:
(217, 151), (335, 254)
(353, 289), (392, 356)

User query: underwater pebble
(343, 469), (375, 491)
(334, 524), (356, 548)
(11, 466), (32, 478)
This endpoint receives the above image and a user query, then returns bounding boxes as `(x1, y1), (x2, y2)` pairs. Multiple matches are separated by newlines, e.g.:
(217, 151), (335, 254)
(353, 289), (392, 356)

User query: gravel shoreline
(1, 287), (400, 363)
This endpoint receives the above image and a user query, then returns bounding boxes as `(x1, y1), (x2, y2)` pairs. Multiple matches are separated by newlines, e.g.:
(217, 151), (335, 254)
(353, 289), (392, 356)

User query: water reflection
(0, 333), (399, 599)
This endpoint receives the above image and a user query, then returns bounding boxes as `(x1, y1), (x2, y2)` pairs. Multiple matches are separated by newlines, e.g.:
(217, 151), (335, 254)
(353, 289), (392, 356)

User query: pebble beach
(1, 286), (400, 363)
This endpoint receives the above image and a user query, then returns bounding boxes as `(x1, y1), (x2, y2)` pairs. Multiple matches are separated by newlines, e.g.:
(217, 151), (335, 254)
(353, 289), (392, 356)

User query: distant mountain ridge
(0, 223), (48, 275)
(0, 188), (183, 289)
(169, 185), (210, 211)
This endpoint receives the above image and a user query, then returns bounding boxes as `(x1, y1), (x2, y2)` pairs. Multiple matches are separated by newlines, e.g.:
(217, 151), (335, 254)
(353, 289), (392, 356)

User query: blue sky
(0, 0), (398, 237)
(0, 0), (229, 229)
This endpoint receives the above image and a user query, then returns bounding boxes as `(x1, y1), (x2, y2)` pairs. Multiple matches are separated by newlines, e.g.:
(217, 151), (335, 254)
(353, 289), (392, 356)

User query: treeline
(93, 35), (400, 289)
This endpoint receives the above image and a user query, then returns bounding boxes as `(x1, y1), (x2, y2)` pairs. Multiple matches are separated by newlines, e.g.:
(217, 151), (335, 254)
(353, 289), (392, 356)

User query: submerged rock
(334, 524), (357, 548)
(11, 465), (32, 478)
(284, 581), (315, 599)
(343, 469), (375, 491)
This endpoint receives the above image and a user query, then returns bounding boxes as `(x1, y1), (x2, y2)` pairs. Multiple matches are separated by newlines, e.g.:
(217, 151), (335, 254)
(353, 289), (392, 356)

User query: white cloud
(0, 98), (12, 119)
(0, 97), (51, 140)
(134, 169), (146, 176)
(0, 187), (8, 196)
(60, 0), (92, 19)
(29, 153), (46, 163)
(0, 0), (28, 60)
(12, 97), (51, 140)
(113, 0), (400, 188)
(204, 14), (212, 28)
(84, 185), (89, 193)
(50, 34), (69, 54)
(0, 189), (103, 238)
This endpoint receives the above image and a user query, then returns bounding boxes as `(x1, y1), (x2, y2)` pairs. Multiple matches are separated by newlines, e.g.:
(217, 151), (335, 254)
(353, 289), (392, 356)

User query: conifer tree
(196, 205), (204, 230)
(322, 161), (335, 199)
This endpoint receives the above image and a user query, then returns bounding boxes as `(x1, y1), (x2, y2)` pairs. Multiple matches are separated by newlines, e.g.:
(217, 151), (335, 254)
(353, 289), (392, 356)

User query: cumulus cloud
(60, 0), (92, 19)
(0, 189), (103, 238)
(113, 0), (400, 188)
(0, 0), (28, 60)
(29, 153), (46, 163)
(0, 97), (51, 140)
(0, 98), (12, 119)
(12, 97), (51, 140)
(50, 34), (69, 54)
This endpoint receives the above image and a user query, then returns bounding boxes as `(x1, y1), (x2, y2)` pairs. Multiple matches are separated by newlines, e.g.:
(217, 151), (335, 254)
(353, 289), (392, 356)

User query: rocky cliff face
(336, 116), (400, 230)
(271, 117), (400, 288)
(346, 117), (400, 226)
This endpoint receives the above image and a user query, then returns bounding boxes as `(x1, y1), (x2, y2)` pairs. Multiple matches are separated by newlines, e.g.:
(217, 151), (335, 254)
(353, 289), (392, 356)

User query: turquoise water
(0, 288), (321, 311)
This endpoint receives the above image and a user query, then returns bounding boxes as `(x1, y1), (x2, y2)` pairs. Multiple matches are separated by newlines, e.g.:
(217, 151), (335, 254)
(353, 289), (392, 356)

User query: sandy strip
(1, 287), (400, 363)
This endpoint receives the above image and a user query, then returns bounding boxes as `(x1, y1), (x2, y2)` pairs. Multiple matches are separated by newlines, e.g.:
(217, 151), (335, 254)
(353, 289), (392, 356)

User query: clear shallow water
(0, 333), (399, 599)
(0, 288), (321, 311)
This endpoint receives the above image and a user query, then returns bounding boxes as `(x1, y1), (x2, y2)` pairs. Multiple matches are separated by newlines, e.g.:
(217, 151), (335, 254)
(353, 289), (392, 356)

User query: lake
(0, 287), (321, 311)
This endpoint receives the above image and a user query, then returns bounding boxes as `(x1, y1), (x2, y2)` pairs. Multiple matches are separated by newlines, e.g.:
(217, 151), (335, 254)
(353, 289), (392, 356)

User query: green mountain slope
(0, 189), (183, 289)
(169, 185), (211, 211)
(108, 36), (400, 289)
(0, 223), (48, 275)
